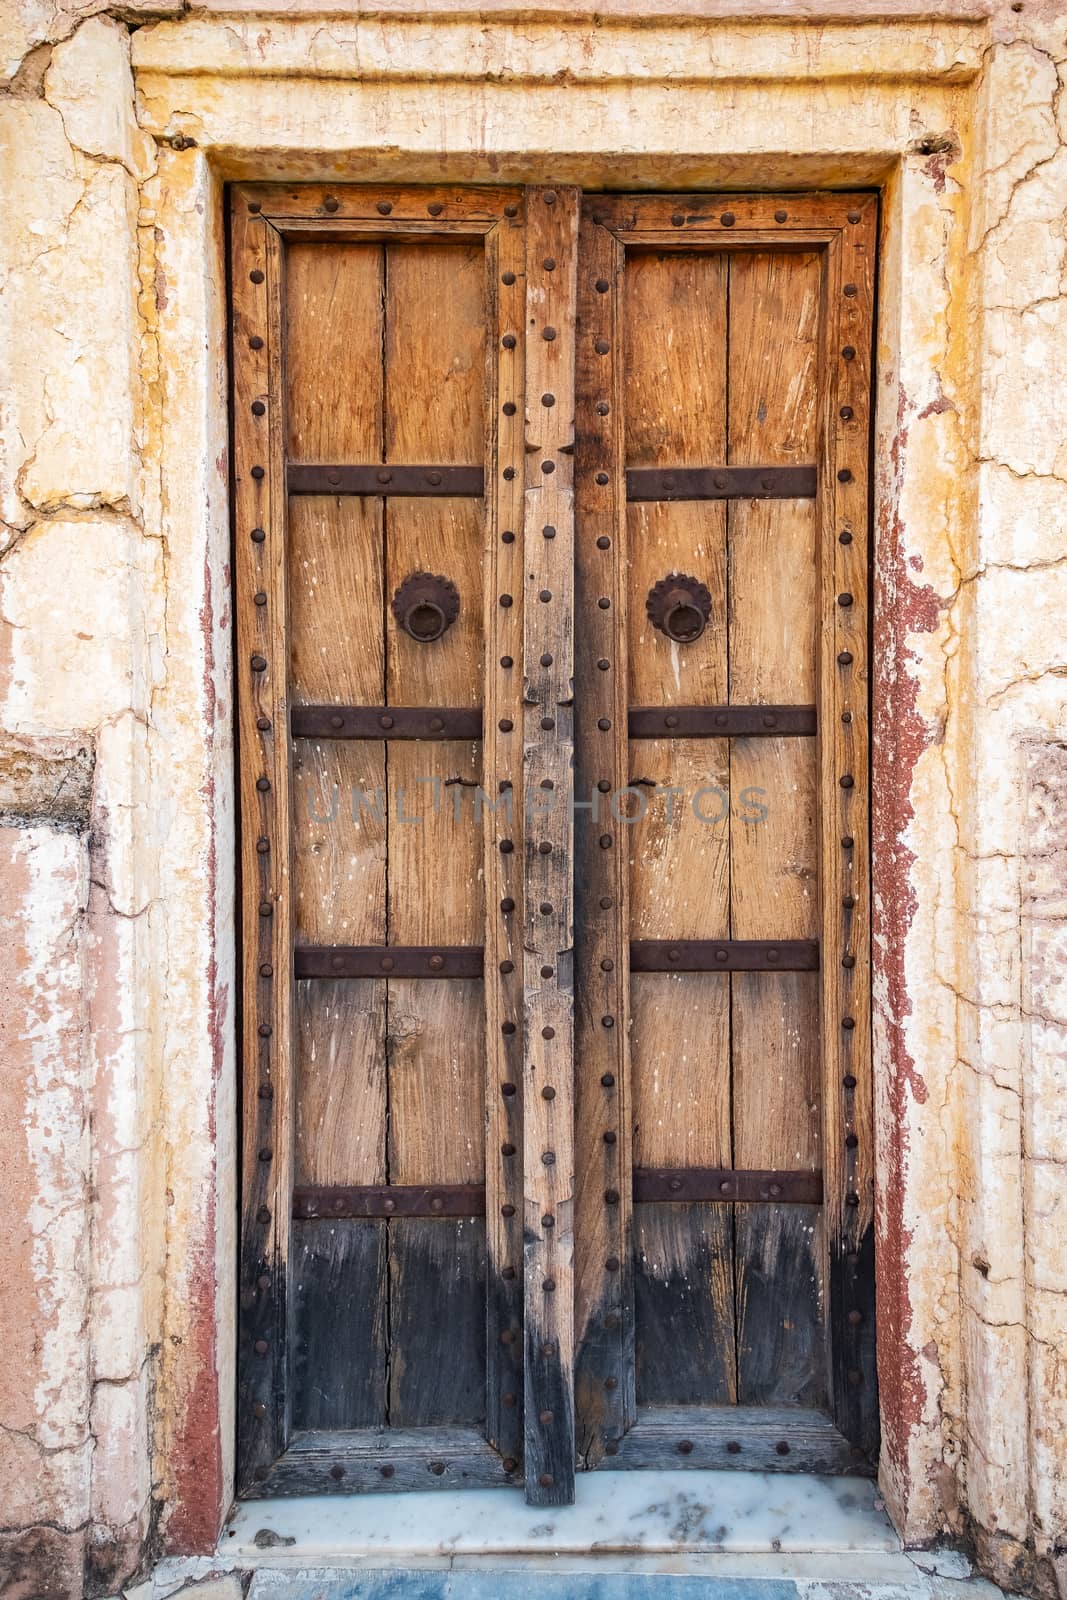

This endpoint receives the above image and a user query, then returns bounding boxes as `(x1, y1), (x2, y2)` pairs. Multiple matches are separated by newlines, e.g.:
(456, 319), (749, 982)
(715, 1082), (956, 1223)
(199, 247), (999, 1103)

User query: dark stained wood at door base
(600, 1405), (870, 1476)
(244, 1426), (519, 1499)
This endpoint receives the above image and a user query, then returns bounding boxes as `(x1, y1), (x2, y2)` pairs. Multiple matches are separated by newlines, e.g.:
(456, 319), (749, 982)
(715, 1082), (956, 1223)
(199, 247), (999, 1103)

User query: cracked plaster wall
(0, 2), (1065, 1596)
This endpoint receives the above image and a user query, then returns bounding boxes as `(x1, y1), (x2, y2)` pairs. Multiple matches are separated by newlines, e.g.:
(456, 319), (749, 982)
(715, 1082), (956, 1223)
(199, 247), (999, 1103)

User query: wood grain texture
(232, 196), (294, 1489)
(249, 1424), (517, 1498)
(621, 241), (737, 1415)
(818, 198), (878, 1462)
(573, 206), (634, 1466)
(520, 186), (580, 1506)
(728, 247), (824, 1409)
(380, 239), (488, 1432)
(292, 1220), (388, 1429)
(481, 204), (527, 1467)
(601, 1403), (865, 1475)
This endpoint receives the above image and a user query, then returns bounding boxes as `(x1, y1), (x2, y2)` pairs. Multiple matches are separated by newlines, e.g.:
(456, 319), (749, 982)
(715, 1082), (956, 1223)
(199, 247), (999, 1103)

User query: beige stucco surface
(0, 2), (1065, 1596)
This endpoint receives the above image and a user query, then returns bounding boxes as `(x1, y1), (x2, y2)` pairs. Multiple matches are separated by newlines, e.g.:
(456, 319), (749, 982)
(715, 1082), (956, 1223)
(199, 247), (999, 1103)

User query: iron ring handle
(391, 572), (460, 643)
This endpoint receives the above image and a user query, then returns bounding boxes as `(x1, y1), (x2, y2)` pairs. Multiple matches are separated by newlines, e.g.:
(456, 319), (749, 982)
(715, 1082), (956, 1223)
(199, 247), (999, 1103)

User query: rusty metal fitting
(391, 571), (460, 642)
(646, 572), (712, 644)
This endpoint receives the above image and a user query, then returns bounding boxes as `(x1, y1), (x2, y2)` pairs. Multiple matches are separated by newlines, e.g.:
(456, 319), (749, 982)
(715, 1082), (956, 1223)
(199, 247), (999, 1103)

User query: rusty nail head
(601, 1072), (615, 1087)
(250, 269), (264, 284)
(380, 955), (394, 971)
(838, 650), (853, 665)
(540, 1409), (554, 1424)
(543, 190), (557, 204)
(251, 527), (266, 542)
(259, 962), (273, 977)
(719, 1179), (732, 1195)
(252, 400), (266, 417)
(775, 209), (788, 223)
(501, 896), (515, 912)
(430, 202), (445, 216)
(720, 212), (735, 227)
(669, 1177), (683, 1192)
(728, 1439), (742, 1453)
(502, 1081), (517, 1097)
(595, 339), (610, 354)
(542, 1084), (556, 1098)
(542, 1150), (556, 1165)
(541, 901), (553, 914)
(605, 1187), (620, 1203)
(542, 1213), (555, 1228)
(542, 326), (557, 341)
(324, 195), (339, 212)
(678, 1439), (694, 1454)
(848, 210), (862, 223)
(430, 1461), (446, 1475)
(249, 336), (264, 350)
(430, 1195), (444, 1213)
(776, 1440), (791, 1455)
(542, 1026), (555, 1041)
(543, 1278), (556, 1292)
(257, 1273), (270, 1289)
(838, 468), (853, 483)
(429, 953), (444, 971)
(257, 1205), (270, 1222)
(502, 1456), (518, 1471)
(253, 1401), (267, 1418)
(539, 1473), (554, 1488)
(502, 1203), (516, 1216)
(603, 1130), (617, 1145)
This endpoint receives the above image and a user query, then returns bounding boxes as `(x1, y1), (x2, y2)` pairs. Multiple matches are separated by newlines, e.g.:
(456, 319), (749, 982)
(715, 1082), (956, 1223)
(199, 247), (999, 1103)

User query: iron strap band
(294, 1185), (486, 1220)
(296, 945), (484, 979)
(635, 1167), (823, 1205)
(626, 464), (816, 501)
(296, 942), (816, 978)
(293, 1169), (823, 1219)
(292, 706), (483, 740)
(293, 706), (813, 740)
(630, 939), (819, 972)
(287, 464), (484, 497)
(629, 704), (816, 737)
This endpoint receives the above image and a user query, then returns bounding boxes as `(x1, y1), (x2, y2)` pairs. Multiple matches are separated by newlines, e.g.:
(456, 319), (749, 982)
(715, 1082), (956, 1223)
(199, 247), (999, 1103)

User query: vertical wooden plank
(232, 191), (293, 1487)
(618, 249), (737, 1410)
(383, 238), (488, 1430)
(521, 185), (580, 1506)
(285, 237), (391, 1434)
(820, 200), (879, 1461)
(573, 207), (634, 1466)
(481, 203), (528, 1470)
(728, 248), (825, 1407)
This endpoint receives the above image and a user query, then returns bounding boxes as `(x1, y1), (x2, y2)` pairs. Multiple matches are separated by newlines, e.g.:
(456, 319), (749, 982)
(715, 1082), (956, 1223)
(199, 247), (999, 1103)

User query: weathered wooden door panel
(573, 192), (878, 1477)
(232, 184), (878, 1505)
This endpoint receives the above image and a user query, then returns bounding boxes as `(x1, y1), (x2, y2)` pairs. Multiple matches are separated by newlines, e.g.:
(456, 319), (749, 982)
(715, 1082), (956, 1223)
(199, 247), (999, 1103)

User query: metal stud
(250, 269), (264, 284)
(838, 468), (853, 483)
(249, 335), (264, 350)
(542, 326), (557, 341)
(775, 209), (788, 223)
(720, 212), (735, 227)
(251, 465), (265, 480)
(841, 405), (854, 421)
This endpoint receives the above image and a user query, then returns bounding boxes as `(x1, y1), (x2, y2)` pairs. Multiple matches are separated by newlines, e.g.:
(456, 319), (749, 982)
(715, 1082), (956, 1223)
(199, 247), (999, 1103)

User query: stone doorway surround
(1, 2), (1065, 1597)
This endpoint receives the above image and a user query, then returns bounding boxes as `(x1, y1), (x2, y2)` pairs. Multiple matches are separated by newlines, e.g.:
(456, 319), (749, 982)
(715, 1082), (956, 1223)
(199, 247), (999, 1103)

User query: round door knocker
(646, 573), (712, 644)
(391, 571), (460, 642)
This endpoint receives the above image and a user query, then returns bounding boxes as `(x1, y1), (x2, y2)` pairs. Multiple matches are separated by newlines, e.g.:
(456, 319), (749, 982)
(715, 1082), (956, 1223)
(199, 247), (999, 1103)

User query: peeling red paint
(872, 383), (944, 1507)
(164, 551), (226, 1554)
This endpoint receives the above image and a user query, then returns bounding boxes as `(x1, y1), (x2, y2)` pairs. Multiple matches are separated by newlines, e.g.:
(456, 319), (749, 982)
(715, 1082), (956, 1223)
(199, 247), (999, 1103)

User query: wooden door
(231, 184), (877, 1507)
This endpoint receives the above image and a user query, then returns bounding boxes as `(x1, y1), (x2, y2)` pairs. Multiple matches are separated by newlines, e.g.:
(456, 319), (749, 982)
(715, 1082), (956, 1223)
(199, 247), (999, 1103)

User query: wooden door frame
(230, 180), (877, 1505)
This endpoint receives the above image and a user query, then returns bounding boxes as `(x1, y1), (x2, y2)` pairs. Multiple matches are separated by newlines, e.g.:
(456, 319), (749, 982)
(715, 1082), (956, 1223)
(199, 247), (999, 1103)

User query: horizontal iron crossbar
(629, 704), (816, 738)
(630, 939), (819, 973)
(296, 945), (484, 979)
(294, 1184), (488, 1220)
(287, 463), (484, 497)
(626, 464), (817, 502)
(296, 1171), (821, 1219)
(292, 706), (483, 740)
(635, 1167), (823, 1205)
